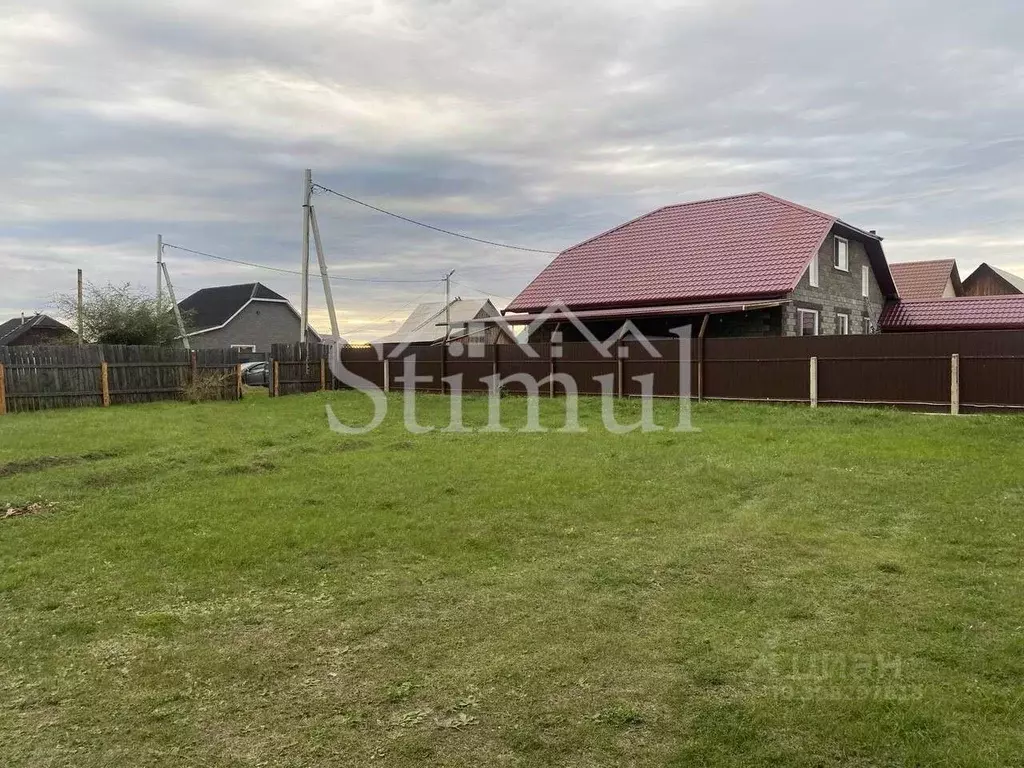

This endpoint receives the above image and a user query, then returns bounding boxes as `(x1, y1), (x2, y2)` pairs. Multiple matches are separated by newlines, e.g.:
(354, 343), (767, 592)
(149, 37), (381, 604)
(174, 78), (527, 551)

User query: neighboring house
(962, 263), (1024, 297)
(506, 192), (898, 339)
(889, 260), (963, 299)
(0, 314), (76, 346)
(880, 296), (1024, 332)
(376, 298), (512, 349)
(177, 283), (320, 354)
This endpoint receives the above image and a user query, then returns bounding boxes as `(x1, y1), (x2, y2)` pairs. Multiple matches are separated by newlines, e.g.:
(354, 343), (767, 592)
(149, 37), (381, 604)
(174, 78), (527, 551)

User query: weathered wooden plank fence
(0, 345), (243, 414)
(270, 330), (1024, 414)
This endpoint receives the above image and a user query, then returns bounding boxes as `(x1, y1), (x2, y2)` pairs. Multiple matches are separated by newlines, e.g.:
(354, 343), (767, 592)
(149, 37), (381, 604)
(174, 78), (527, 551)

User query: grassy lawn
(1, 391), (1022, 766)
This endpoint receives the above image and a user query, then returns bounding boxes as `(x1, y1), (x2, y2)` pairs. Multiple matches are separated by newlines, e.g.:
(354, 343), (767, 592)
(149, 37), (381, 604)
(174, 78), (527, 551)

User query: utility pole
(309, 203), (340, 341)
(161, 261), (190, 350)
(156, 234), (164, 306)
(443, 270), (455, 342)
(77, 269), (84, 345)
(300, 169), (312, 343)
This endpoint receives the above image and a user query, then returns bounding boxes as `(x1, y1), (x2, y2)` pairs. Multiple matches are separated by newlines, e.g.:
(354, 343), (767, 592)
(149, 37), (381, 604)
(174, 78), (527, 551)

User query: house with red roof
(889, 260), (963, 300)
(506, 192), (899, 339)
(880, 261), (1024, 332)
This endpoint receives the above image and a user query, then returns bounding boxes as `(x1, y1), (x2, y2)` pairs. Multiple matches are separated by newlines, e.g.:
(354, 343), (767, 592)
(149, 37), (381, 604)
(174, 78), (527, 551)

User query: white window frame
(230, 344), (257, 353)
(834, 236), (850, 272)
(798, 308), (819, 337)
(862, 265), (870, 298)
(836, 313), (850, 335)
(863, 317), (873, 335)
(808, 253), (819, 288)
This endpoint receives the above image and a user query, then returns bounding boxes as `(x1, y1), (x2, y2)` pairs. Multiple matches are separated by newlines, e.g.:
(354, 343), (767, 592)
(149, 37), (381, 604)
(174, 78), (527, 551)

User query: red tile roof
(889, 260), (961, 300)
(508, 192), (888, 313)
(880, 296), (1024, 331)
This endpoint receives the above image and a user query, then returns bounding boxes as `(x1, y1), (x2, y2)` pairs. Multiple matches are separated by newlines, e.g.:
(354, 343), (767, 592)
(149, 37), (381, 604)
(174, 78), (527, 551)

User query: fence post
(272, 360), (280, 397)
(617, 344), (626, 399)
(383, 356), (390, 394)
(809, 356), (818, 409)
(951, 354), (960, 416)
(100, 361), (110, 407)
(190, 350), (198, 384)
(236, 363), (243, 399)
(320, 358), (326, 391)
(0, 363), (6, 415)
(549, 343), (555, 398)
(492, 342), (499, 383)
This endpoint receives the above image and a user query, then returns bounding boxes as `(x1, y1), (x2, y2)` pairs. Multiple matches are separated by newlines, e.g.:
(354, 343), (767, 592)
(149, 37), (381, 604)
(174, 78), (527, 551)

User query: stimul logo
(324, 303), (697, 435)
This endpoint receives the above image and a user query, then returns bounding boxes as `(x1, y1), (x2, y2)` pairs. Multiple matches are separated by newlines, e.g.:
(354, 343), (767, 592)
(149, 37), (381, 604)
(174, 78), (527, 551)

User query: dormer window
(834, 236), (850, 272)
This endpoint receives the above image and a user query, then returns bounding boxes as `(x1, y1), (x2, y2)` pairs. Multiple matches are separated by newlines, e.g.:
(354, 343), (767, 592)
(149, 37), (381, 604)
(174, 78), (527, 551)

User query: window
(834, 236), (849, 272)
(808, 253), (819, 288)
(231, 344), (257, 353)
(836, 313), (850, 335)
(863, 317), (873, 335)
(798, 309), (819, 336)
(862, 265), (870, 298)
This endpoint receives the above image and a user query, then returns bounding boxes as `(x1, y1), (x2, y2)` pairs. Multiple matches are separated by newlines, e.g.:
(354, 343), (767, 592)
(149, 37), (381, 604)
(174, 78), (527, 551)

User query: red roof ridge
(891, 258), (956, 267)
(560, 191), (835, 257)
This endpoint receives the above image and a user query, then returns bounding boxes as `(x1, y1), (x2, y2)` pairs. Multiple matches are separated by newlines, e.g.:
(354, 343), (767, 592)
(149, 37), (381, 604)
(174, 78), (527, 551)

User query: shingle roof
(880, 296), (1024, 331)
(376, 299), (498, 345)
(508, 192), (892, 313)
(0, 314), (72, 345)
(178, 283), (288, 332)
(889, 260), (961, 300)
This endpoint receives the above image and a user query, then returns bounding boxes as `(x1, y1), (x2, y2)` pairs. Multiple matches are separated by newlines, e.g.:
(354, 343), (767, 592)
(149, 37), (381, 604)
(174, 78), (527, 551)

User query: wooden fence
(270, 330), (1024, 414)
(0, 345), (243, 414)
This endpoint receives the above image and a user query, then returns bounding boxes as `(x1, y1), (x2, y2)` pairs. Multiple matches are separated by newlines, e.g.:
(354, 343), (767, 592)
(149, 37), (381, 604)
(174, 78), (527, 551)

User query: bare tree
(53, 282), (191, 346)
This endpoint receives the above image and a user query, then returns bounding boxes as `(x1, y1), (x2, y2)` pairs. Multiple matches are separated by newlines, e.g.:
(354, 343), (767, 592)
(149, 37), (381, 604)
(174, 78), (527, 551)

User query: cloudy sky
(3, 0), (1023, 340)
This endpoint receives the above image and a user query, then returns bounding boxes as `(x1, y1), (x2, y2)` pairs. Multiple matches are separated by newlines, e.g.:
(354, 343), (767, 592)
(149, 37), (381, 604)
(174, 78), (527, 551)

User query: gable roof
(0, 314), (73, 346)
(880, 296), (1024, 331)
(889, 259), (963, 300)
(376, 299), (499, 345)
(178, 283), (289, 333)
(964, 263), (1024, 295)
(507, 192), (897, 313)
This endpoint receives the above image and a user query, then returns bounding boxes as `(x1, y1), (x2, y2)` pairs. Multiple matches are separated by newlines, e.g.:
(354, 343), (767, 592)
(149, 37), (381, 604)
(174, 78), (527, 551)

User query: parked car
(241, 361), (270, 387)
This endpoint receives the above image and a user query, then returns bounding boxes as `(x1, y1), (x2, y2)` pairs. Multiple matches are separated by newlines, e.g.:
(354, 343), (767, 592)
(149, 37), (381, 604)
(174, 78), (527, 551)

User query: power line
(452, 279), (514, 301)
(312, 183), (561, 255)
(162, 243), (442, 285)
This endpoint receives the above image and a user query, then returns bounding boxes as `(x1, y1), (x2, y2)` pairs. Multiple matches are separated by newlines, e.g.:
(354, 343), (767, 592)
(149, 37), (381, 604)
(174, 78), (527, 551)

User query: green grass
(1, 391), (1022, 766)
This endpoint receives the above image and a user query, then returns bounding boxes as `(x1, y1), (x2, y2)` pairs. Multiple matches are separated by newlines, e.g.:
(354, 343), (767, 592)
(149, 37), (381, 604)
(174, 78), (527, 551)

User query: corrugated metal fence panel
(961, 357), (1024, 409)
(557, 343), (617, 396)
(496, 343), (551, 394)
(259, 331), (1024, 413)
(818, 358), (949, 406)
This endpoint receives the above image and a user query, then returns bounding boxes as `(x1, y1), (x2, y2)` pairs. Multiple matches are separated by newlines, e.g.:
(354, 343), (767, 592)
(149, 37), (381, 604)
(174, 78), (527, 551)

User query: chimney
(20, 312), (25, 325)
(870, 230), (877, 236)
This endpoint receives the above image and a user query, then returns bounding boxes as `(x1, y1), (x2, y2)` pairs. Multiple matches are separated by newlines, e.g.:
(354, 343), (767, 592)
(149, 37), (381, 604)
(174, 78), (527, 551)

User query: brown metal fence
(0, 345), (243, 414)
(269, 330), (1024, 414)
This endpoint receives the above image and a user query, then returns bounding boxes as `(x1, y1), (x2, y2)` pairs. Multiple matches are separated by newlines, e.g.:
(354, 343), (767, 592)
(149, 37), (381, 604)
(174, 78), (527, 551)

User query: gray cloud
(2, 0), (1023, 338)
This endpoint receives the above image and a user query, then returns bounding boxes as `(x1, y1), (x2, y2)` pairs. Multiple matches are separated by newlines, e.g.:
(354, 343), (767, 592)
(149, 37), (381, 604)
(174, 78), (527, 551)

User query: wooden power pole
(77, 269), (84, 344)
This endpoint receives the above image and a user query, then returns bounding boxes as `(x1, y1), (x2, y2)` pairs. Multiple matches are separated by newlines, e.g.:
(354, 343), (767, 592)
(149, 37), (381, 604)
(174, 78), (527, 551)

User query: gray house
(506, 192), (899, 339)
(178, 283), (320, 354)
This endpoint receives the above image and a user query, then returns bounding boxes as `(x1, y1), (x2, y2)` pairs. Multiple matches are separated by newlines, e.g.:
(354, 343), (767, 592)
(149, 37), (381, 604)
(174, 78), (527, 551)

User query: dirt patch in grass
(0, 451), (119, 478)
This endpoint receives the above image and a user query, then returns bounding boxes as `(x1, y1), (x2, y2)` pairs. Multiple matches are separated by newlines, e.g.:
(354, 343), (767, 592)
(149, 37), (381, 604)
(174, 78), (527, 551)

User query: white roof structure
(376, 298), (500, 345)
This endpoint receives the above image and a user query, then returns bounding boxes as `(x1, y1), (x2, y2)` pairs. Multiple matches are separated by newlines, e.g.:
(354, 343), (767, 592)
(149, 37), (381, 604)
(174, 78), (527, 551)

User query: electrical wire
(452, 279), (514, 300)
(312, 184), (561, 255)
(162, 243), (443, 285)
